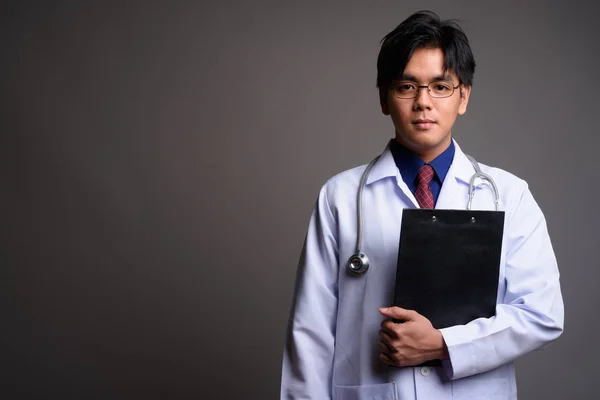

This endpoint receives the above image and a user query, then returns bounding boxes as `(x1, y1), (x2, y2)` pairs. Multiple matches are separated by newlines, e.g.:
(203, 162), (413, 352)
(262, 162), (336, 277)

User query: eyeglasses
(390, 81), (460, 99)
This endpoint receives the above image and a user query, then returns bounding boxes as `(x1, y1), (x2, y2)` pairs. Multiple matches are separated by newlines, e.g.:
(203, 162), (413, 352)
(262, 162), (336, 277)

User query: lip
(412, 119), (435, 129)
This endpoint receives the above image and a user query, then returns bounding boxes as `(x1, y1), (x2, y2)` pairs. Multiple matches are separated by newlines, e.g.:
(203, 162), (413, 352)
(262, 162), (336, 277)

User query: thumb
(379, 306), (418, 321)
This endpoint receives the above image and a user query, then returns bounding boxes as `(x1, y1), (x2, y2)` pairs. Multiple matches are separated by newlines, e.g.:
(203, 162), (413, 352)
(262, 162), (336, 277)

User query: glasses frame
(389, 81), (461, 99)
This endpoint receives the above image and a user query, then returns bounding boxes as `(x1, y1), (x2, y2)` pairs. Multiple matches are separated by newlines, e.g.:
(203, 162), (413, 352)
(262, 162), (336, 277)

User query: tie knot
(417, 164), (435, 186)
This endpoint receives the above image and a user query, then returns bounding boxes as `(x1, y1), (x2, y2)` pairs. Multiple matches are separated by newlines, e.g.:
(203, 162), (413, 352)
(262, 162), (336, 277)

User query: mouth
(412, 119), (435, 129)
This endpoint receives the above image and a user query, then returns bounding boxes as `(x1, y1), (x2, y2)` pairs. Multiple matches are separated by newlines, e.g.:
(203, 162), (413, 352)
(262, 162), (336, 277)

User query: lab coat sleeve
(281, 185), (339, 399)
(439, 181), (564, 380)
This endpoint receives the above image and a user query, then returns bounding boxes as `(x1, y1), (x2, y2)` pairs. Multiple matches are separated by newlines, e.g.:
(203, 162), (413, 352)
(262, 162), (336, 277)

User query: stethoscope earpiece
(348, 253), (370, 275)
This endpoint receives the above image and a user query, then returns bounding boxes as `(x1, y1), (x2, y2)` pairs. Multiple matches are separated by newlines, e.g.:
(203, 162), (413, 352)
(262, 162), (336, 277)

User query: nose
(413, 86), (433, 110)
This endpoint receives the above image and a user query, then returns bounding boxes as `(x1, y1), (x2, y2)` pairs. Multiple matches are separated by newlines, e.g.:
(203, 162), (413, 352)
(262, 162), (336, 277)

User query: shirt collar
(389, 139), (455, 186)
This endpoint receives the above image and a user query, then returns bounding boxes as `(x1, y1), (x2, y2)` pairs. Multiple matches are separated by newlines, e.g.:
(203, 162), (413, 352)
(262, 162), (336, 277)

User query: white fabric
(281, 140), (564, 400)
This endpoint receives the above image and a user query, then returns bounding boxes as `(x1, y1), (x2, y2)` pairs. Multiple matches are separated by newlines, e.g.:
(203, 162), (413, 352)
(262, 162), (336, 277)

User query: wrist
(434, 329), (450, 360)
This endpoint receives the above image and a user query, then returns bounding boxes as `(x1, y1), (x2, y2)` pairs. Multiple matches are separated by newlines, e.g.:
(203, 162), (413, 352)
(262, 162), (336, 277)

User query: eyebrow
(397, 74), (454, 82)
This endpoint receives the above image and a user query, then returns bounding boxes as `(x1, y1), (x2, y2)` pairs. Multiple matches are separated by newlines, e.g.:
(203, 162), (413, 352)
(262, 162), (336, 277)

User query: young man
(281, 10), (564, 400)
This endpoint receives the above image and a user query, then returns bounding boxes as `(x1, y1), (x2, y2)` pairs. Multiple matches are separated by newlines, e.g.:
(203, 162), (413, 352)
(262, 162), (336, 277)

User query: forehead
(402, 48), (458, 81)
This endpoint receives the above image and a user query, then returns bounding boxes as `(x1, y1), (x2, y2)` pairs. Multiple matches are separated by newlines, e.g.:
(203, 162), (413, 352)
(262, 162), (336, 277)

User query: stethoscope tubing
(348, 153), (500, 274)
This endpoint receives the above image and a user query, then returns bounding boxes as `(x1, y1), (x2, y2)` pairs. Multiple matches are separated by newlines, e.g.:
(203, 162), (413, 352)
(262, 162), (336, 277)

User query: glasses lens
(428, 82), (454, 98)
(392, 82), (417, 99)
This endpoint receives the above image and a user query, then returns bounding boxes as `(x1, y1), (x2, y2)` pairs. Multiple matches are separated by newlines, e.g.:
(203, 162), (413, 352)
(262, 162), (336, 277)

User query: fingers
(378, 335), (405, 367)
(380, 319), (400, 338)
(378, 308), (438, 368)
(379, 332), (400, 366)
(379, 330), (396, 352)
(379, 350), (396, 366)
(379, 306), (419, 321)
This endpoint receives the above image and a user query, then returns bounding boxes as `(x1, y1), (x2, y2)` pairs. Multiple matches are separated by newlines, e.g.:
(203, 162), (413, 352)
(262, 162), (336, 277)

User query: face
(381, 47), (471, 162)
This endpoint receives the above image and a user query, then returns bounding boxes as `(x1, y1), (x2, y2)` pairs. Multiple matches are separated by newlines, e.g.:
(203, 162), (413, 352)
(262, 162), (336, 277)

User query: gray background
(2, 1), (598, 399)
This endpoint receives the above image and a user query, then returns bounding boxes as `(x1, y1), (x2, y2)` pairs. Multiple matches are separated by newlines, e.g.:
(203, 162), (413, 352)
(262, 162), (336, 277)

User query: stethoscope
(347, 154), (500, 275)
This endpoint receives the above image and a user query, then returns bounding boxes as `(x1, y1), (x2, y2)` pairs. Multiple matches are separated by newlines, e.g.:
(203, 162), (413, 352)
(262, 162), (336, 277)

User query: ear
(381, 101), (390, 115)
(380, 88), (390, 115)
(457, 85), (471, 115)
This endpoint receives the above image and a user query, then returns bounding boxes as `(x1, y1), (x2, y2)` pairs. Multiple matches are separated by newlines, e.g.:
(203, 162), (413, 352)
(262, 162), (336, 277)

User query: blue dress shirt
(389, 139), (455, 206)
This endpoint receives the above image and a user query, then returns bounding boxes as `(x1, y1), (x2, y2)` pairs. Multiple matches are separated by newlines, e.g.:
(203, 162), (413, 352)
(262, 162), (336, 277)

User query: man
(281, 10), (564, 400)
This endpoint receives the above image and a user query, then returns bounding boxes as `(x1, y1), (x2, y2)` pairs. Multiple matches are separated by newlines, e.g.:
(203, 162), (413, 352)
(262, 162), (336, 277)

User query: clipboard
(393, 208), (505, 329)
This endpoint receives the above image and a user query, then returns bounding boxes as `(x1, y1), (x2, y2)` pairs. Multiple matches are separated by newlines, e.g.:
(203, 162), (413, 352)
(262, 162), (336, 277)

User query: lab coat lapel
(367, 142), (419, 208)
(436, 142), (477, 210)
(396, 174), (419, 208)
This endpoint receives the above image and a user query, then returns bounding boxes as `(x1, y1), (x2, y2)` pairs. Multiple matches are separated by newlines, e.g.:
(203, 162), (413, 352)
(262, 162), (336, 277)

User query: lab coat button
(420, 366), (431, 376)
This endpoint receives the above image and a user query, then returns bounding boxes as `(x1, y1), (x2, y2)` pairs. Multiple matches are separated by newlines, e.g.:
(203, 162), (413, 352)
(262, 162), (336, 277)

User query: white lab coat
(281, 140), (564, 400)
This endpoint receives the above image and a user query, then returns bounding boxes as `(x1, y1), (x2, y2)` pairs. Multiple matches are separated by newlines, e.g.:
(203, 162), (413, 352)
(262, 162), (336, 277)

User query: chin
(395, 131), (450, 156)
(406, 132), (448, 148)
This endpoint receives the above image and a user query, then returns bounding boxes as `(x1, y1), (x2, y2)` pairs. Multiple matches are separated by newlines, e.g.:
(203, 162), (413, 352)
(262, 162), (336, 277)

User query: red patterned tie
(415, 164), (435, 209)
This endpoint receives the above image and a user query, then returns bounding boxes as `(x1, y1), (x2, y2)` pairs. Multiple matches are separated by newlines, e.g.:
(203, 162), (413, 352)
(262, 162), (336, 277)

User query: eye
(394, 82), (417, 92)
(433, 83), (451, 92)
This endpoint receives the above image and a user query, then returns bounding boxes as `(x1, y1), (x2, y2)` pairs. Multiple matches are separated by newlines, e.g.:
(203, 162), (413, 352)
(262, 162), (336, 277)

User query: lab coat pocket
(333, 382), (397, 400)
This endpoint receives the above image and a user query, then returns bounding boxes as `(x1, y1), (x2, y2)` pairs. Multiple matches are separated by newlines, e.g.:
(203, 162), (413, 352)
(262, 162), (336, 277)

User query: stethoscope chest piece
(347, 252), (370, 274)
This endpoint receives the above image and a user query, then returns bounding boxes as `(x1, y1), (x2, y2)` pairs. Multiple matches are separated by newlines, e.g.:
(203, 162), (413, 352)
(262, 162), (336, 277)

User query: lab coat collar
(450, 140), (480, 185)
(365, 141), (397, 185)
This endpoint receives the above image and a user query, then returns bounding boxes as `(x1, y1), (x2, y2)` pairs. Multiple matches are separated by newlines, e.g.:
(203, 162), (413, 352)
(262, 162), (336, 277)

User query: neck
(394, 136), (452, 163)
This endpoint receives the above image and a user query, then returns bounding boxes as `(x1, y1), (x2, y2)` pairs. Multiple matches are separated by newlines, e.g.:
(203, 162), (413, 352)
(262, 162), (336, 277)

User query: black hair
(376, 10), (476, 106)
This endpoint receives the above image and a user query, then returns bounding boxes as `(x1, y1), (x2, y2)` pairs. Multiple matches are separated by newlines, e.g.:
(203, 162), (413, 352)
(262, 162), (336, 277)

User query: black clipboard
(393, 208), (505, 329)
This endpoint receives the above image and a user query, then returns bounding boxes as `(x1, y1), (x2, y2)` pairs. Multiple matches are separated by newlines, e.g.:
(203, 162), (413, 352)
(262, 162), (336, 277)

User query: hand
(378, 307), (449, 367)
